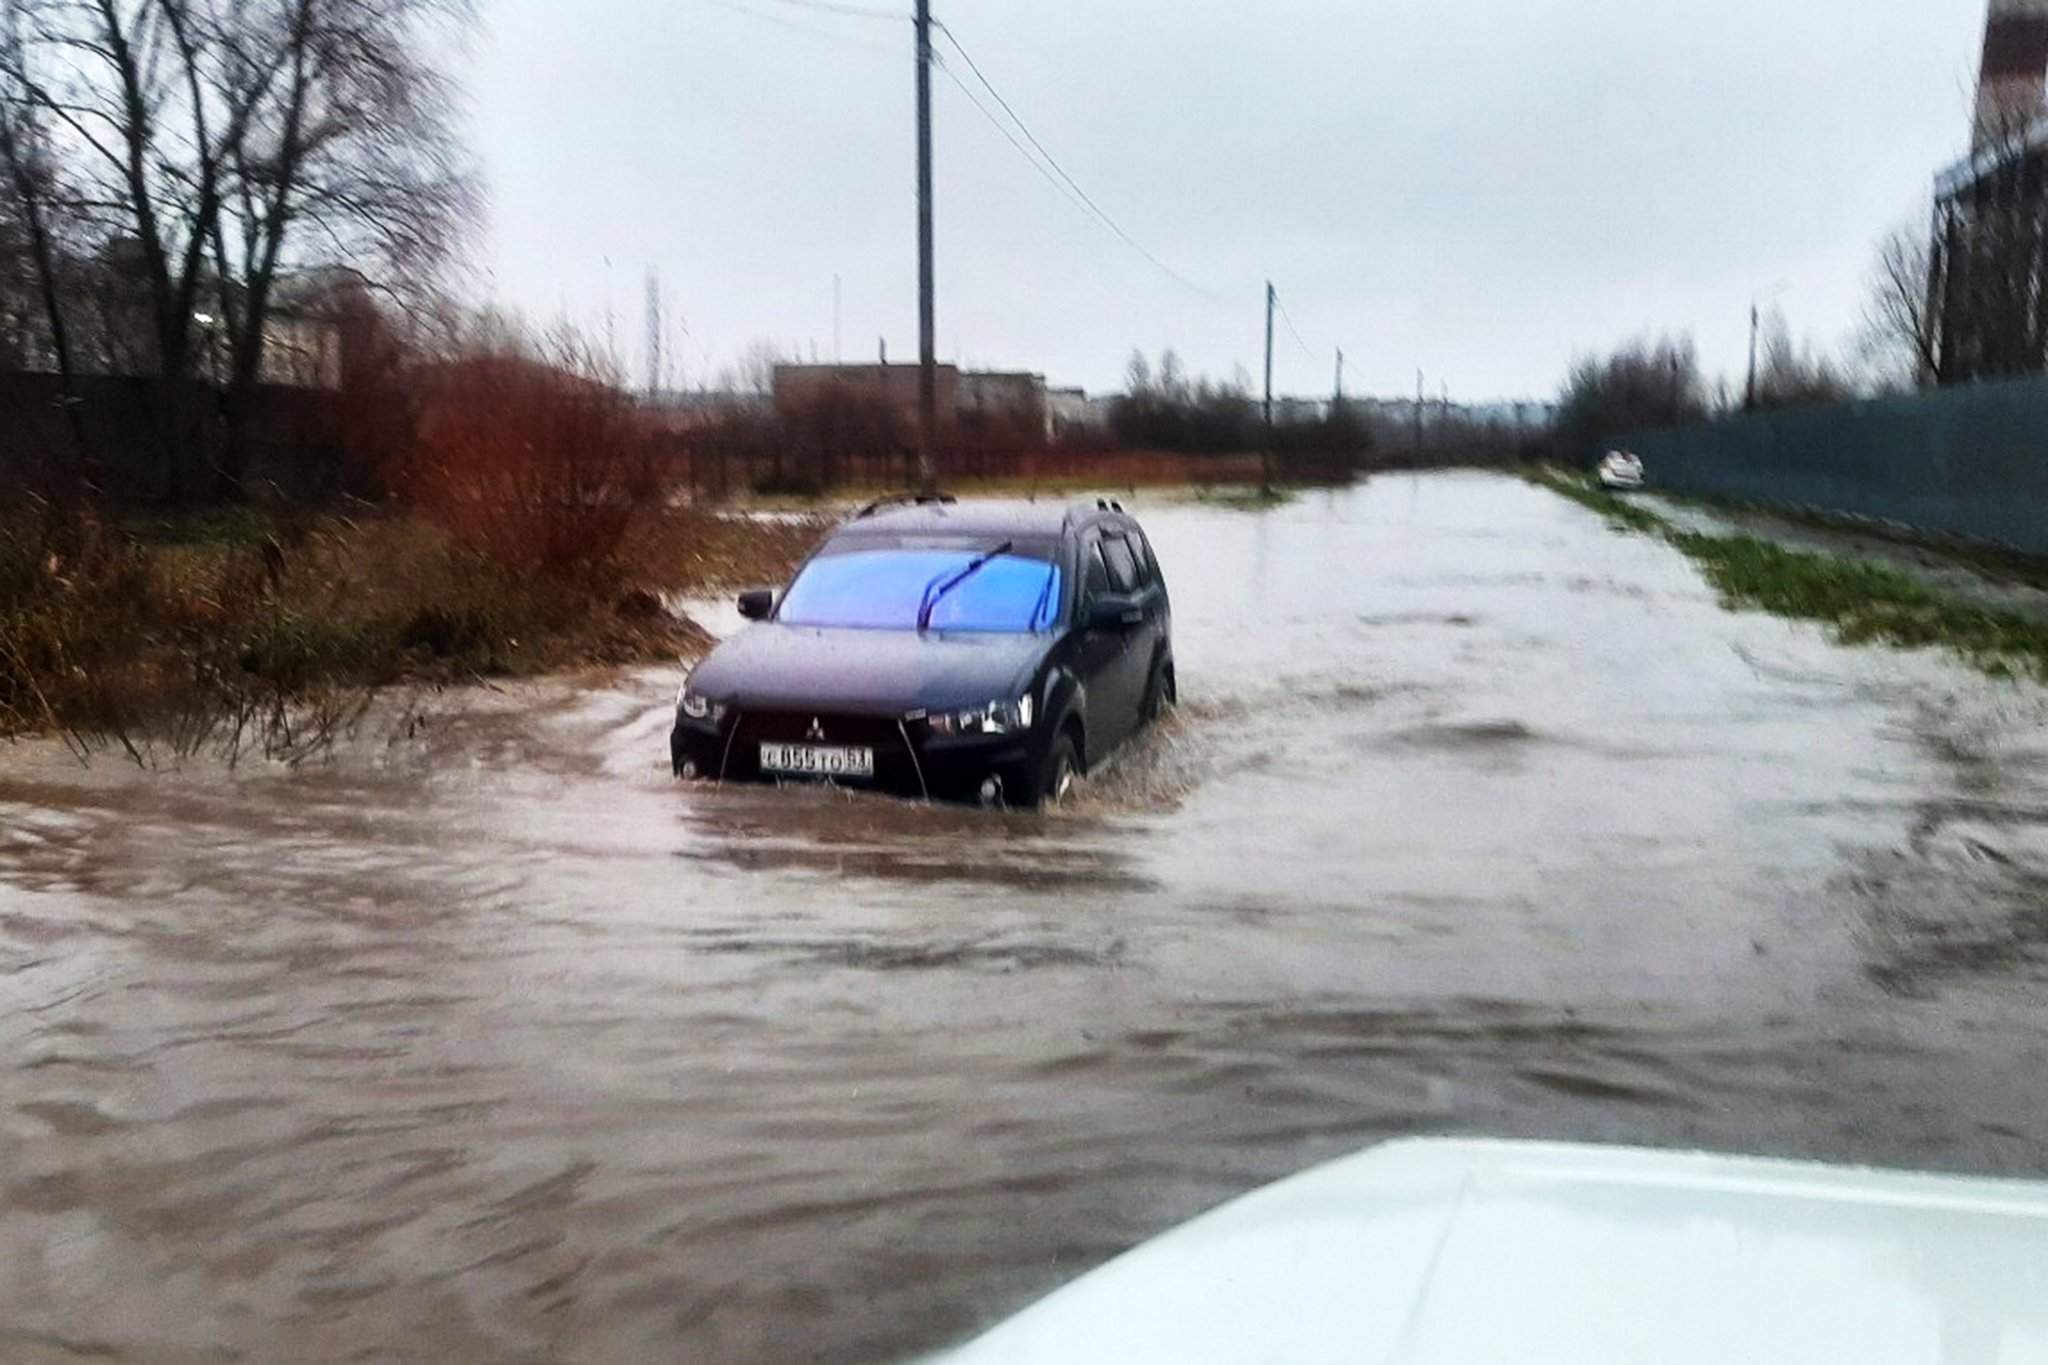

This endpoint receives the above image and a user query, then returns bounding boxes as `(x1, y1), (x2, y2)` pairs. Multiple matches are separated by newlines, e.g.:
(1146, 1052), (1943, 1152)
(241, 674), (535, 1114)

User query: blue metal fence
(1618, 375), (2048, 555)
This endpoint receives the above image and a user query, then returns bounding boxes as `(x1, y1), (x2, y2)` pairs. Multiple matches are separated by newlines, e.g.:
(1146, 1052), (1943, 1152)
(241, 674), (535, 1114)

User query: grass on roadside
(1652, 488), (2048, 595)
(1525, 466), (2048, 683)
(1187, 484), (1298, 511)
(1671, 532), (2048, 681)
(735, 469), (1328, 516)
(1, 504), (827, 761)
(1524, 467), (1664, 534)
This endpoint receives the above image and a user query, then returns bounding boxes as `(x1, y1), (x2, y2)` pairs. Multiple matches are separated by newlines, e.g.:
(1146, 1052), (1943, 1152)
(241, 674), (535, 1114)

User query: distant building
(1464, 399), (1558, 430)
(1927, 0), (2048, 383)
(1, 256), (347, 390)
(250, 308), (343, 390)
(639, 389), (768, 433)
(772, 363), (1057, 439)
(958, 370), (1049, 435)
(1046, 386), (1094, 437)
(1269, 396), (1328, 424)
(774, 362), (958, 429)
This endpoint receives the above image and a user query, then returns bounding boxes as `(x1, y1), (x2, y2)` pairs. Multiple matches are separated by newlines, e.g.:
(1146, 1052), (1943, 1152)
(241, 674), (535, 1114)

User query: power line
(933, 57), (1104, 232)
(748, 0), (904, 21)
(932, 18), (1218, 300)
(1272, 287), (1314, 359)
(697, 0), (905, 52)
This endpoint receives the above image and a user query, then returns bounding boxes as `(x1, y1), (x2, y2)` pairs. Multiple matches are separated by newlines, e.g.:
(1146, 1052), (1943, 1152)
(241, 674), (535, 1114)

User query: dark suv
(671, 496), (1174, 807)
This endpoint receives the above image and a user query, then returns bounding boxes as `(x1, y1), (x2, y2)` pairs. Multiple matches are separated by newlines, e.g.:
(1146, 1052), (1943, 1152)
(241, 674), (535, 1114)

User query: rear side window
(1101, 537), (1139, 593)
(1083, 542), (1113, 598)
(1121, 532), (1156, 587)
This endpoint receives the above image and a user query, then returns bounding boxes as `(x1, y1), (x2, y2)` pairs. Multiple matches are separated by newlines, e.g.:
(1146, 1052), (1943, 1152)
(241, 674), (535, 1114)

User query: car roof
(838, 497), (1136, 539)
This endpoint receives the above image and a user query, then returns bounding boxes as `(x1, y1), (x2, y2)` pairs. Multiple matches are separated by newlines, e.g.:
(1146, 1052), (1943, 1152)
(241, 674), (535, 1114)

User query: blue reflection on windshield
(777, 550), (1062, 632)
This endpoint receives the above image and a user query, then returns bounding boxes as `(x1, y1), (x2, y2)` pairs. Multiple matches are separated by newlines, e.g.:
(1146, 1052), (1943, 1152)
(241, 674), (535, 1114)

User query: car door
(1092, 528), (1154, 746)
(1073, 531), (1145, 751)
(1118, 523), (1171, 698)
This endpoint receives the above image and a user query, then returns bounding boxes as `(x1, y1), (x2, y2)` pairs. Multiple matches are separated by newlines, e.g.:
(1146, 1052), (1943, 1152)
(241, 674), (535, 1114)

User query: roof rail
(854, 491), (958, 520)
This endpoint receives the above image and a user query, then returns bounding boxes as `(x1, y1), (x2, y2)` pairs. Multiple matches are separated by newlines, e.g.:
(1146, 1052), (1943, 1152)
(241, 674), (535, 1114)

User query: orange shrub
(390, 339), (660, 580)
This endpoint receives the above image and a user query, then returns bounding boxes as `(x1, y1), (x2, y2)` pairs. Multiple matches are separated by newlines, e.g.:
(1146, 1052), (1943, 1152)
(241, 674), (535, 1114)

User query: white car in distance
(1598, 450), (1646, 491)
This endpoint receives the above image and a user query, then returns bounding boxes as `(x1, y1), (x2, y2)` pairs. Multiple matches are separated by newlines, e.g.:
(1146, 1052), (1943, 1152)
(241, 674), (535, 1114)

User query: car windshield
(776, 547), (1063, 633)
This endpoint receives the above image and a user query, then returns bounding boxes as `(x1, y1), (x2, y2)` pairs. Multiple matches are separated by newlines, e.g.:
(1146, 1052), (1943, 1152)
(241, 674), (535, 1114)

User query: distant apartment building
(1046, 386), (1093, 437)
(0, 256), (347, 390)
(638, 389), (769, 434)
(1464, 399), (1558, 430)
(774, 362), (958, 429)
(1270, 396), (1328, 425)
(772, 363), (1057, 439)
(957, 370), (1049, 434)
(1928, 0), (2048, 382)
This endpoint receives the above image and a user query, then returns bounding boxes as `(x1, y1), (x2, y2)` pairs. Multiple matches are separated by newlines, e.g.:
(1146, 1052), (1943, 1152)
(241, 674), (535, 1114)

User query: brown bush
(389, 336), (661, 580)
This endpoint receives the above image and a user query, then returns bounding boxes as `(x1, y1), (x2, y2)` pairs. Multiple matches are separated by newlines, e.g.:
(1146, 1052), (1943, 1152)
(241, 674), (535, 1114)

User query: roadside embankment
(1529, 468), (2048, 683)
(0, 504), (824, 760)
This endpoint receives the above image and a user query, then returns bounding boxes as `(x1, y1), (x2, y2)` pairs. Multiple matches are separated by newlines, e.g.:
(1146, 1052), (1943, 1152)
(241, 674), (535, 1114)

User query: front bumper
(671, 711), (1037, 803)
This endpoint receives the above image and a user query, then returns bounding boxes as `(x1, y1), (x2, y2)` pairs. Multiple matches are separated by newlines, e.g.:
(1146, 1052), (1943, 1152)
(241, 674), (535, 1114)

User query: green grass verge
(1653, 488), (2048, 594)
(1527, 468), (2048, 682)
(1524, 467), (1664, 534)
(1187, 484), (1299, 511)
(1672, 533), (2048, 681)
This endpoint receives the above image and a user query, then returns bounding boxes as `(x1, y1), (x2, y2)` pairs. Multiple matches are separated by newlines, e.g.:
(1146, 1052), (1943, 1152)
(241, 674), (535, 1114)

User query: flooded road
(5, 471), (2048, 1363)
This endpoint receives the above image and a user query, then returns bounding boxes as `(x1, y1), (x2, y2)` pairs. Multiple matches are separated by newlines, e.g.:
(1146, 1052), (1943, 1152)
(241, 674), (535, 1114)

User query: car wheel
(1030, 732), (1081, 809)
(1142, 657), (1176, 722)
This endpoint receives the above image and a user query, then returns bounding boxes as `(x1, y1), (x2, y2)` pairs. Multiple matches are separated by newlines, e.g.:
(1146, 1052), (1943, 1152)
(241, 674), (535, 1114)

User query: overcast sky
(468, 0), (1984, 400)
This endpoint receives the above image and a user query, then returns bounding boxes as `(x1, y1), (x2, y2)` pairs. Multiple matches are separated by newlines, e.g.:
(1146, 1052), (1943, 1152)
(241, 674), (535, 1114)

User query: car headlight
(927, 694), (1034, 738)
(676, 681), (727, 725)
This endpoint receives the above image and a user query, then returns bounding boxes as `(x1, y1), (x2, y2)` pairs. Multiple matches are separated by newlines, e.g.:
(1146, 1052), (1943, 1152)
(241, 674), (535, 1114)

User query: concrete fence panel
(1619, 375), (2048, 554)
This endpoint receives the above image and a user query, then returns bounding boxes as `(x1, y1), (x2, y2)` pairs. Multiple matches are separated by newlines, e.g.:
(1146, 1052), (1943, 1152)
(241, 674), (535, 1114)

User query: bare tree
(1554, 334), (1711, 457)
(1122, 347), (1150, 395)
(0, 7), (83, 416)
(1861, 218), (1940, 389)
(0, 0), (476, 501)
(2, 0), (291, 496)
(205, 0), (477, 498)
(725, 339), (789, 397)
(1110, 347), (1257, 453)
(1750, 308), (1850, 411)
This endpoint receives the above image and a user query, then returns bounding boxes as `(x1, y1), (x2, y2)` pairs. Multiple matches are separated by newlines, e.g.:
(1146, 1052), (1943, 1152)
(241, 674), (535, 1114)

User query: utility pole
(1262, 281), (1276, 499)
(833, 274), (843, 365)
(1334, 348), (1344, 407)
(914, 0), (938, 496)
(1414, 369), (1425, 456)
(645, 268), (662, 399)
(1745, 302), (1760, 410)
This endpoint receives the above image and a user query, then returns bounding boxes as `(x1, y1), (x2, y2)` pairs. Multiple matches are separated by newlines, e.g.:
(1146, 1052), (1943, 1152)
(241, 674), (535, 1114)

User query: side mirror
(1086, 593), (1144, 631)
(737, 589), (776, 622)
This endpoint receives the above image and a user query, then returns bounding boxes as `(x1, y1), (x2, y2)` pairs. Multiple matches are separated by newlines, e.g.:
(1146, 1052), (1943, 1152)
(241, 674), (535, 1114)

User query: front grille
(722, 710), (924, 791)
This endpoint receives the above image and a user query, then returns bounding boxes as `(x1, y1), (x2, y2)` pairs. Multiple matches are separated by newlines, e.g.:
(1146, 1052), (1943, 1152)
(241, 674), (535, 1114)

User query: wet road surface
(4, 471), (2048, 1363)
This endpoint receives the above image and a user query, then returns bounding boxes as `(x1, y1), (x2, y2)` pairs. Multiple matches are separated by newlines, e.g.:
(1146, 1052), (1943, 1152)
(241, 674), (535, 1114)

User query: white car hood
(935, 1139), (2048, 1365)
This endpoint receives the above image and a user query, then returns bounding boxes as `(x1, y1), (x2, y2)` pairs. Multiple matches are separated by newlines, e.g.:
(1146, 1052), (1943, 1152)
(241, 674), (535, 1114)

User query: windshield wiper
(918, 541), (1014, 632)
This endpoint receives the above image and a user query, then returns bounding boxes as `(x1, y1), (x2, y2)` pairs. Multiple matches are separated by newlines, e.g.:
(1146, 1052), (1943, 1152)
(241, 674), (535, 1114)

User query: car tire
(1142, 657), (1176, 723)
(1028, 732), (1081, 809)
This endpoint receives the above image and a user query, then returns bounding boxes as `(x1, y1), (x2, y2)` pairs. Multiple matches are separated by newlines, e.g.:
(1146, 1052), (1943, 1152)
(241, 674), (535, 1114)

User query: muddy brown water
(5, 471), (2048, 1363)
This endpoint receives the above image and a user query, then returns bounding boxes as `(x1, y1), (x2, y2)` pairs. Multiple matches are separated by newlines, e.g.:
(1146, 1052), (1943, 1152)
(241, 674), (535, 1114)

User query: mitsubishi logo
(806, 717), (827, 742)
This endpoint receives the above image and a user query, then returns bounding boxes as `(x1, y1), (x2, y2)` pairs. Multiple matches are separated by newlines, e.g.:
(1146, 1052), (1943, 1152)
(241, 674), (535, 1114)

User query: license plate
(760, 742), (876, 779)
